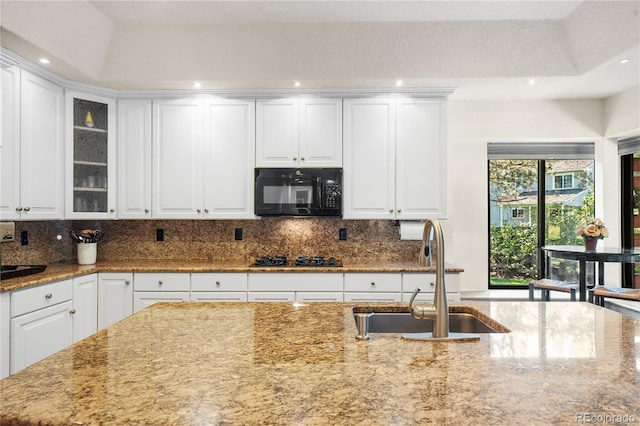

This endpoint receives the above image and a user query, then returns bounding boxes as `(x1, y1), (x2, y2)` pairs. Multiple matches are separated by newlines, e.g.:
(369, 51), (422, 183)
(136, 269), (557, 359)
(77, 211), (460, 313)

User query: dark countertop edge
(0, 260), (464, 293)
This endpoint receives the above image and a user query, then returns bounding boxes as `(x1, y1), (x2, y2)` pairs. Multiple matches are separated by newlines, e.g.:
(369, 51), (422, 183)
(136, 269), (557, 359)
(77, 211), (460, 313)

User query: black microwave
(255, 168), (342, 216)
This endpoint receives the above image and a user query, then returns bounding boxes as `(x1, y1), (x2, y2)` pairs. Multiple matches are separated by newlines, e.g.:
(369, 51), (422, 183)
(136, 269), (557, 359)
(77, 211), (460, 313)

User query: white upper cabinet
(395, 99), (447, 219)
(152, 99), (204, 219)
(256, 98), (342, 167)
(118, 100), (152, 219)
(203, 99), (256, 219)
(0, 66), (21, 220)
(343, 98), (396, 219)
(152, 97), (255, 219)
(1, 70), (64, 220)
(65, 91), (116, 219)
(343, 98), (447, 220)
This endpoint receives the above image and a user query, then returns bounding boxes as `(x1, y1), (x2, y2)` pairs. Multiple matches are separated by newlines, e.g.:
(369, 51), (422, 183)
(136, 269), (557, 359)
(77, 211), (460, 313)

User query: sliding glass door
(487, 143), (595, 289)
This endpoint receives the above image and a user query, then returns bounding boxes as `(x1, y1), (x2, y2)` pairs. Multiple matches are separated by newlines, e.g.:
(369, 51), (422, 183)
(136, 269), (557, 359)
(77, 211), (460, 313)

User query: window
(511, 208), (524, 219)
(554, 174), (574, 189)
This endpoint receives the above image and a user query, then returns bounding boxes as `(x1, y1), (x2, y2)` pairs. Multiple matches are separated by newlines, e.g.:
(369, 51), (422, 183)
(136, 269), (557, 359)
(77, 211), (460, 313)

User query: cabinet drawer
(344, 292), (402, 302)
(344, 273), (401, 292)
(11, 279), (73, 317)
(134, 273), (190, 291)
(248, 273), (343, 292)
(191, 273), (248, 292)
(402, 273), (459, 293)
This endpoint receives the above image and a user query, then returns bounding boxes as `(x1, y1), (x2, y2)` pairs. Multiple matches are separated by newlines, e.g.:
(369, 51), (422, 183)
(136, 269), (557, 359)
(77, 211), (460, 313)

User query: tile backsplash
(1, 218), (422, 265)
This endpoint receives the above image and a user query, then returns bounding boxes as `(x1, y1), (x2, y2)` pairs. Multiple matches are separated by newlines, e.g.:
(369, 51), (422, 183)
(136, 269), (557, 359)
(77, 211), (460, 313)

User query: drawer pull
(125, 280), (131, 285)
(158, 280), (163, 285)
(215, 280), (221, 286)
(45, 293), (53, 299)
(430, 282), (435, 287)
(370, 282), (376, 286)
(69, 309), (76, 314)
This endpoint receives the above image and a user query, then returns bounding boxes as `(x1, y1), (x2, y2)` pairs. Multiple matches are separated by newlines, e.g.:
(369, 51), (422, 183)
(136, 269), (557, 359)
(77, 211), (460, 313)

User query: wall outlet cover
(339, 228), (347, 241)
(235, 228), (243, 241)
(20, 230), (28, 246)
(156, 228), (164, 242)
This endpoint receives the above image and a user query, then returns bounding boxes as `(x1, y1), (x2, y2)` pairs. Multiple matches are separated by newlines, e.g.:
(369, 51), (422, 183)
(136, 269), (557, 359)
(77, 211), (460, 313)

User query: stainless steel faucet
(410, 218), (449, 338)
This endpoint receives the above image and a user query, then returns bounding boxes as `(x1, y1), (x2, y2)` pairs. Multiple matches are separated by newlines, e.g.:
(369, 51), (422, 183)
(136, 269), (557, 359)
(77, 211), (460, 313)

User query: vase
(583, 238), (598, 251)
(77, 243), (97, 265)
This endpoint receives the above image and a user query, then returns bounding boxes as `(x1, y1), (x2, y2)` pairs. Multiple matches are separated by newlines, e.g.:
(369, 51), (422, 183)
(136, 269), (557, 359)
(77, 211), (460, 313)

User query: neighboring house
(490, 160), (594, 227)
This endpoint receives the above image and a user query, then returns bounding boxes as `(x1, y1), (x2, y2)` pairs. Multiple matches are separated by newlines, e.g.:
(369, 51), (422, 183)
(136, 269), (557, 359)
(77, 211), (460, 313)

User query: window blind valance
(618, 136), (640, 156)
(487, 142), (595, 160)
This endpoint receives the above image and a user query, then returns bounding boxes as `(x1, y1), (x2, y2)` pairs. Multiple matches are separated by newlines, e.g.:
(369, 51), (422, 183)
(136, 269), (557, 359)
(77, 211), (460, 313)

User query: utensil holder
(77, 243), (97, 265)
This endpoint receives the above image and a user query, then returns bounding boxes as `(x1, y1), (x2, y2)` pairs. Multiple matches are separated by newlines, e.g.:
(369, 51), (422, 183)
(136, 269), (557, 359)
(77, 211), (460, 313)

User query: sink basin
(352, 307), (510, 337)
(361, 312), (505, 333)
(1, 265), (47, 280)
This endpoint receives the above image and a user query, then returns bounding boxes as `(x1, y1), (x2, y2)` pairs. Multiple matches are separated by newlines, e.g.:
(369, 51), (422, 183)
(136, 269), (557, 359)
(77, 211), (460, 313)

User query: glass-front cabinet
(65, 91), (116, 218)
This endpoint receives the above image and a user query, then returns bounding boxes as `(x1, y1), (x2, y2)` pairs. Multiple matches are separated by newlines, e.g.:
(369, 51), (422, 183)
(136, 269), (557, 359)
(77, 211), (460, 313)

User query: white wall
(446, 99), (607, 292)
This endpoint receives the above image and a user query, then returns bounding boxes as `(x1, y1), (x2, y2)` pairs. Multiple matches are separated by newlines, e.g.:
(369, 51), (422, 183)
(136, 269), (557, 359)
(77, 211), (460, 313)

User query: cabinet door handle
(69, 309), (76, 315)
(144, 209), (149, 213)
(23, 207), (31, 212)
(197, 209), (201, 213)
(292, 156), (297, 161)
(204, 209), (209, 213)
(109, 208), (115, 213)
(158, 280), (163, 285)
(389, 209), (394, 213)
(45, 293), (53, 299)
(125, 280), (131, 285)
(301, 156), (305, 161)
(430, 282), (435, 287)
(15, 207), (23, 212)
(397, 209), (401, 213)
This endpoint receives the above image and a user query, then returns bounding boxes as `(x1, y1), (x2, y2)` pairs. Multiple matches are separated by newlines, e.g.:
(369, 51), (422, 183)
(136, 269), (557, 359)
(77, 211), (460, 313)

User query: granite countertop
(1, 301), (639, 425)
(0, 260), (464, 293)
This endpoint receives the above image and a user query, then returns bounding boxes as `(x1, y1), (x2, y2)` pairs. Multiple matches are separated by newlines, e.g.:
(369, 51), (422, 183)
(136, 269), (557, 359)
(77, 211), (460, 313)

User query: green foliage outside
(489, 160), (595, 285)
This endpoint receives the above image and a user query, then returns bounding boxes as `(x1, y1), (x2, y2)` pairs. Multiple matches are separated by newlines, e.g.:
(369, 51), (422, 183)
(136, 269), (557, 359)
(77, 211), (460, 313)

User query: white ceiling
(1, 0), (639, 100)
(88, 1), (584, 24)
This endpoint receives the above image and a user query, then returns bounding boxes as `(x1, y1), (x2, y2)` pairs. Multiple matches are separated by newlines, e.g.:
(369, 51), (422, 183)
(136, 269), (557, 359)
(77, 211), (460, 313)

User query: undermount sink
(363, 312), (506, 333)
(352, 307), (510, 337)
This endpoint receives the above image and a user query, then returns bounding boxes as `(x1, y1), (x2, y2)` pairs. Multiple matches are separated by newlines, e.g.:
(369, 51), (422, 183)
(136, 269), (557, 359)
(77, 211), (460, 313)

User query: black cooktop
(252, 256), (342, 267)
(1, 265), (47, 280)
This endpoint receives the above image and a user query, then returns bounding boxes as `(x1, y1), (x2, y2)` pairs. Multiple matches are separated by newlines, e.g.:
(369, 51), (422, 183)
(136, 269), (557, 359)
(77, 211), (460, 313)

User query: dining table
(541, 245), (640, 301)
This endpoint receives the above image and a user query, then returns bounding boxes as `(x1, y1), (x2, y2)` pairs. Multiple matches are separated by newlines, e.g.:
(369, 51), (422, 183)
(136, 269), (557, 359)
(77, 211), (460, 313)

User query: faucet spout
(410, 218), (449, 338)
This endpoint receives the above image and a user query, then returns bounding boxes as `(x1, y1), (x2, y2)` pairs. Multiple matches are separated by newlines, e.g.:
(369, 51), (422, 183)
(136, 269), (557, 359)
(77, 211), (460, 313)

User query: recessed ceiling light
(619, 58), (630, 64)
(39, 58), (50, 64)
(193, 81), (202, 88)
(527, 79), (536, 86)
(294, 81), (301, 87)
(396, 80), (403, 87)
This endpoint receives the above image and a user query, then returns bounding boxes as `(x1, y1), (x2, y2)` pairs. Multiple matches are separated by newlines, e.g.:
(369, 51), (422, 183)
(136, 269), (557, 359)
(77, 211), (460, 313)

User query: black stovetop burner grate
(252, 255), (342, 267)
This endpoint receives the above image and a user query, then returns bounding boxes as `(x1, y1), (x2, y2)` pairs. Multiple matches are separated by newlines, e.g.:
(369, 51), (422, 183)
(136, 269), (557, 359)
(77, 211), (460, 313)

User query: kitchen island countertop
(0, 301), (638, 425)
(0, 260), (464, 293)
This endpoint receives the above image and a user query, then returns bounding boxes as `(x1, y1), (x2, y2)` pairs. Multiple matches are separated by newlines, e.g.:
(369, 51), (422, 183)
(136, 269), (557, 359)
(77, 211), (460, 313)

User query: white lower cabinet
(191, 273), (248, 302)
(402, 273), (460, 303)
(72, 274), (98, 342)
(248, 273), (343, 302)
(98, 273), (133, 330)
(133, 273), (190, 312)
(9, 279), (74, 374)
(344, 273), (402, 302)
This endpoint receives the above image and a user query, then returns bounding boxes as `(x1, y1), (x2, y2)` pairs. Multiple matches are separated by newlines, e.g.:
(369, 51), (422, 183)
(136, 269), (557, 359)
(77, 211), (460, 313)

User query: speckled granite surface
(1, 301), (638, 425)
(0, 260), (463, 293)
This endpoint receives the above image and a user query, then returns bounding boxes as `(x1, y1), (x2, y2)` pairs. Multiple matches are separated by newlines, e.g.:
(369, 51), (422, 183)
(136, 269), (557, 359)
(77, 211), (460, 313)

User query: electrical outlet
(156, 228), (164, 242)
(0, 222), (15, 243)
(235, 228), (243, 241)
(20, 230), (28, 246)
(339, 228), (347, 241)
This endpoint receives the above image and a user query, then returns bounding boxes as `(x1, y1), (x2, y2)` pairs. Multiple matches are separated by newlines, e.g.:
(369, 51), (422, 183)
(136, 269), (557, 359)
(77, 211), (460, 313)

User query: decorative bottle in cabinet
(66, 92), (116, 218)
